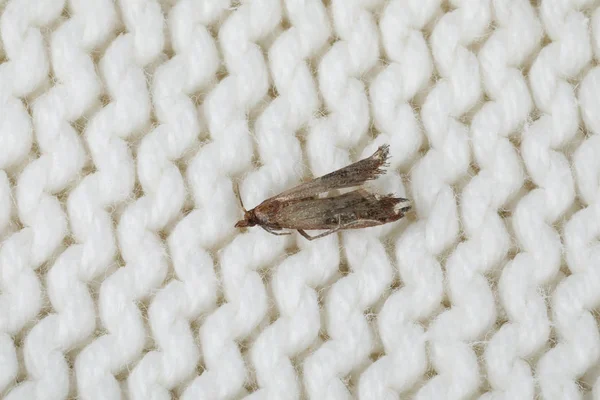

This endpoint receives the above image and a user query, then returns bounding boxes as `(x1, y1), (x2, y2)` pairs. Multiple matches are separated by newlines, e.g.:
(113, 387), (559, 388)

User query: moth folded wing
(267, 188), (411, 232)
(334, 189), (412, 227)
(272, 145), (391, 202)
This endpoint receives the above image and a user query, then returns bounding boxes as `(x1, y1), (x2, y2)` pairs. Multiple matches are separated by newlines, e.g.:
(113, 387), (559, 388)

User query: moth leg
(298, 216), (388, 241)
(298, 215), (343, 241)
(261, 226), (292, 236)
(297, 228), (341, 241)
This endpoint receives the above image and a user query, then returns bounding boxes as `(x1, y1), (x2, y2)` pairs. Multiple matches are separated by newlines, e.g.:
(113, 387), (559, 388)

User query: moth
(234, 145), (411, 240)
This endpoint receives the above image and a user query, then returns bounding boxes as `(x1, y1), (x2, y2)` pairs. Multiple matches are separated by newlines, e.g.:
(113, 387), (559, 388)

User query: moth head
(234, 182), (257, 228)
(235, 209), (258, 228)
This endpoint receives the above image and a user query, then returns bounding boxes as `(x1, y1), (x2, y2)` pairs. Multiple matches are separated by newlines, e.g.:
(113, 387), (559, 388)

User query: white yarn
(477, 1), (542, 399)
(2, 0), (116, 398)
(411, 1), (490, 398)
(429, 0), (540, 396)
(249, 235), (340, 400)
(127, 2), (226, 398)
(2, 1), (600, 399)
(61, 1), (155, 397)
(0, 10), (72, 389)
(487, 1), (592, 399)
(536, 7), (600, 399)
(0, 0), (52, 389)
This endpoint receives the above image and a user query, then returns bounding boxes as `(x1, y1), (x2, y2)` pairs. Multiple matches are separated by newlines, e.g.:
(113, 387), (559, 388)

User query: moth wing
(273, 188), (411, 230)
(323, 188), (411, 223)
(272, 145), (391, 202)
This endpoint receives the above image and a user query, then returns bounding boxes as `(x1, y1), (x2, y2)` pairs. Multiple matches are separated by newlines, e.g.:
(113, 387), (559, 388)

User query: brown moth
(234, 145), (411, 240)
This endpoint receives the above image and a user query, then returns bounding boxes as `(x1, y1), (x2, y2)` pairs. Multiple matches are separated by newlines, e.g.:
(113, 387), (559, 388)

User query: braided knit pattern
(1, 1), (599, 399)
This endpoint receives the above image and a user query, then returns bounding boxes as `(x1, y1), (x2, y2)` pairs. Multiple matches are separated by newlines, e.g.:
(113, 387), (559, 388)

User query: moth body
(234, 145), (412, 240)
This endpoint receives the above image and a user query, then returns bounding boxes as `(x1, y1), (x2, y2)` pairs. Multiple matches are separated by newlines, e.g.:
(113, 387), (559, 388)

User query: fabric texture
(1, 0), (599, 399)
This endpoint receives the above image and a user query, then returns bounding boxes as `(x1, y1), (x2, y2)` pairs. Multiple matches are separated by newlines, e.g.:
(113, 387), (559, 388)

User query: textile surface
(1, 0), (599, 399)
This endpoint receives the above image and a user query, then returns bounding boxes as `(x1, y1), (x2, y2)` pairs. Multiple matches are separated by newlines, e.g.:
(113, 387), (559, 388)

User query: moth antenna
(234, 182), (247, 212)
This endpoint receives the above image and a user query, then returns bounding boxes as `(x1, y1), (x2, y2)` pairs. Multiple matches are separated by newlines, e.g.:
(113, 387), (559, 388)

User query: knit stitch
(1, 1), (599, 399)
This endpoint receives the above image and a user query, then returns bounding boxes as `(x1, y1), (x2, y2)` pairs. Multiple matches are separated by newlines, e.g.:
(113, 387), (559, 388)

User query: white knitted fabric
(1, 0), (599, 399)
